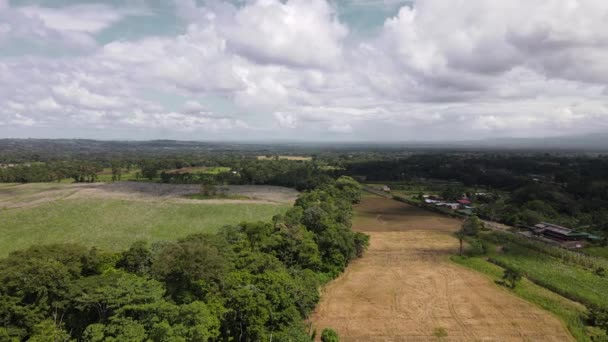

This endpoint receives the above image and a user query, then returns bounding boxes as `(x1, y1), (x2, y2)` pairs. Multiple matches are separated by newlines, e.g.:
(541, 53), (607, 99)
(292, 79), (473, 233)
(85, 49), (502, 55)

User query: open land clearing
(311, 196), (574, 341)
(0, 182), (295, 256)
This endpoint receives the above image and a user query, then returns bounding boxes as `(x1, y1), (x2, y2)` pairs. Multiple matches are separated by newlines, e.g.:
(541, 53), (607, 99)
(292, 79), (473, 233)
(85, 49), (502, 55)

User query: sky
(1, 0), (608, 142)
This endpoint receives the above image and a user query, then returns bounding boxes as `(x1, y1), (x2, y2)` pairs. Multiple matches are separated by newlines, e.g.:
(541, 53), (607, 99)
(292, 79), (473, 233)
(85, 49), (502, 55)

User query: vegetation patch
(0, 198), (288, 256)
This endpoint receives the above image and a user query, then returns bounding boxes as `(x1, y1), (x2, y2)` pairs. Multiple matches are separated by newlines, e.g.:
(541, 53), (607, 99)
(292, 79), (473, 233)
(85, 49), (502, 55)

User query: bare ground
(311, 197), (574, 341)
(0, 182), (298, 209)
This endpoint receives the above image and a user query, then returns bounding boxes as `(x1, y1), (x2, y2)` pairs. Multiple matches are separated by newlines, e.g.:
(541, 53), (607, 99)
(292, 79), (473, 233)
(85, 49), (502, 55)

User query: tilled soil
(311, 197), (574, 342)
(0, 182), (298, 209)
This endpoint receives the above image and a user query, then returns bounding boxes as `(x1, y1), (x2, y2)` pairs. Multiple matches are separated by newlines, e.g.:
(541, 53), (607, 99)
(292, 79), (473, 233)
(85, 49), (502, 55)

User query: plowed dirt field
(311, 196), (573, 341)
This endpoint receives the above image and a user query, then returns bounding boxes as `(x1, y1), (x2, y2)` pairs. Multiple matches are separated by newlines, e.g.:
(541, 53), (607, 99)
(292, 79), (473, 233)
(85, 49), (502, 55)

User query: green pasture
(0, 198), (288, 257)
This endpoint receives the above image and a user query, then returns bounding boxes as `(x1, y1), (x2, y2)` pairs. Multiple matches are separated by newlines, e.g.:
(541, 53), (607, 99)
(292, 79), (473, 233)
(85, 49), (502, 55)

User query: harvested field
(0, 182), (298, 209)
(311, 196), (574, 341)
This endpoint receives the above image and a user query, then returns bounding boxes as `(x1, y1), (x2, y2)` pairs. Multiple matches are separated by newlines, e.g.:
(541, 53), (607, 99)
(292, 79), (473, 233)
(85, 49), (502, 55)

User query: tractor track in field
(311, 196), (574, 341)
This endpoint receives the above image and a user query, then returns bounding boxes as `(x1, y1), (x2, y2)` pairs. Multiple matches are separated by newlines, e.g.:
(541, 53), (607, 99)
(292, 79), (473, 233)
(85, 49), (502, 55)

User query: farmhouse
(436, 202), (460, 210)
(381, 185), (391, 193)
(532, 222), (592, 248)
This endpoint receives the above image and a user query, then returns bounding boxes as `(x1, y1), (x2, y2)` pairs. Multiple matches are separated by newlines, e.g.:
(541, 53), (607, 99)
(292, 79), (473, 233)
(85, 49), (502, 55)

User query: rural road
(311, 196), (574, 341)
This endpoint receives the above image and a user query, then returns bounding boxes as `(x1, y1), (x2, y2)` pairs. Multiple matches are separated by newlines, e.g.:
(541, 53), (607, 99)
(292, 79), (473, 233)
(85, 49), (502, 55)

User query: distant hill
(1, 132), (608, 162)
(448, 132), (608, 151)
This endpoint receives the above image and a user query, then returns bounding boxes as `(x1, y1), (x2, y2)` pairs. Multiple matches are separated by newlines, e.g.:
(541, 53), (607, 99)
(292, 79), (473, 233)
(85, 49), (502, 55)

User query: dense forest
(0, 176), (367, 341)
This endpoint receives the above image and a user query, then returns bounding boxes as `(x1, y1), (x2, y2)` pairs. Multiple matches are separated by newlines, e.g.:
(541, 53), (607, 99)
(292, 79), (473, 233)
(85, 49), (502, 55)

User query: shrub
(321, 328), (339, 342)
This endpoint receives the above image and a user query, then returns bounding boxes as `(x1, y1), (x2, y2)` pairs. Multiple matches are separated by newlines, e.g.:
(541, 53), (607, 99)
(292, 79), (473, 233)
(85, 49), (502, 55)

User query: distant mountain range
(2, 132), (608, 154)
(443, 132), (608, 151)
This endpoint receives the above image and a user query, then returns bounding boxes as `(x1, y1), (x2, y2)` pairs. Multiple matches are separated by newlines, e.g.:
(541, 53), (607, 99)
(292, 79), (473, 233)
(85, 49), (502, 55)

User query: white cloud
(2, 0), (608, 140)
(18, 4), (146, 34)
(223, 0), (348, 68)
(328, 122), (353, 133)
(274, 112), (297, 128)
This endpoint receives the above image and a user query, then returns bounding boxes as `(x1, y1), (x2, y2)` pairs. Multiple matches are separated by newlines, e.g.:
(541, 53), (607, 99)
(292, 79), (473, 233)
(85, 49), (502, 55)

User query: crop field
(485, 240), (608, 308)
(584, 246), (608, 259)
(164, 166), (231, 174)
(0, 182), (293, 256)
(311, 196), (573, 341)
(256, 155), (312, 161)
(452, 256), (592, 341)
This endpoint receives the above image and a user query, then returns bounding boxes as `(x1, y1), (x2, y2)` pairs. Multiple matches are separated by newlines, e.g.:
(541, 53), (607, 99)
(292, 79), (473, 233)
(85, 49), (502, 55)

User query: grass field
(472, 233), (608, 306)
(0, 198), (287, 257)
(482, 238), (608, 308)
(584, 246), (608, 259)
(0, 183), (291, 256)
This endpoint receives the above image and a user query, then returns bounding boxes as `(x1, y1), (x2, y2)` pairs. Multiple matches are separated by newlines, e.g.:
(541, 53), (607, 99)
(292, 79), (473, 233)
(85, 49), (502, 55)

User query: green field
(488, 243), (608, 307)
(453, 231), (608, 341)
(452, 256), (594, 341)
(164, 166), (232, 174)
(0, 198), (288, 257)
(584, 246), (608, 259)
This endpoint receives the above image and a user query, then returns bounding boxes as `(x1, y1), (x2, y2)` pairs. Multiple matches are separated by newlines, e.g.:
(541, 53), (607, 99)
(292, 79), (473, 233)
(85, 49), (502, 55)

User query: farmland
(256, 155), (312, 161)
(0, 182), (293, 256)
(475, 233), (608, 307)
(311, 195), (573, 341)
(452, 256), (591, 341)
(163, 166), (232, 174)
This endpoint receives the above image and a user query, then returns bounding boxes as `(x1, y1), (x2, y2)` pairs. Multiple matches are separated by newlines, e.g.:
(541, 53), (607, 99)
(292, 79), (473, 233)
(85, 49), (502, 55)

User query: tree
(116, 241), (152, 276)
(27, 320), (71, 342)
(321, 328), (339, 342)
(141, 161), (160, 180)
(71, 271), (165, 322)
(502, 269), (522, 289)
(455, 229), (466, 256)
(462, 215), (482, 237)
(110, 162), (122, 182)
(335, 176), (362, 204)
(151, 234), (227, 302)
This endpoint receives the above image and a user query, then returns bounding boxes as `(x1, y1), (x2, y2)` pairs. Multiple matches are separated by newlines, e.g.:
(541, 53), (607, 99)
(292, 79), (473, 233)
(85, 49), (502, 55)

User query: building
(457, 199), (471, 206)
(533, 222), (590, 248)
(381, 185), (391, 193)
(436, 202), (460, 210)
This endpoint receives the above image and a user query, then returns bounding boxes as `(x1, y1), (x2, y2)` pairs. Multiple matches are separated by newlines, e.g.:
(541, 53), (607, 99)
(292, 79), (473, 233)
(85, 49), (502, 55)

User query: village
(375, 184), (602, 250)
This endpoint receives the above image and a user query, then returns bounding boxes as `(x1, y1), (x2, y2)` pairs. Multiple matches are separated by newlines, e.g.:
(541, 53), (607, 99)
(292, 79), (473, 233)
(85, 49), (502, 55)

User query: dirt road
(311, 196), (573, 341)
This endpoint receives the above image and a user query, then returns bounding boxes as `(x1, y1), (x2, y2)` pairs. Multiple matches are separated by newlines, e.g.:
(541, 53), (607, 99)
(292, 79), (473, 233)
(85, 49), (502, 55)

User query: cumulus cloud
(2, 0), (608, 140)
(273, 112), (298, 128)
(17, 4), (148, 34)
(217, 0), (348, 69)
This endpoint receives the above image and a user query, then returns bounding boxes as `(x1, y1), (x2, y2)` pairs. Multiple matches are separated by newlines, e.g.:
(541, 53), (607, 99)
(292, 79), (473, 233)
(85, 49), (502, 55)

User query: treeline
(0, 176), (368, 341)
(342, 154), (608, 236)
(0, 159), (334, 194)
(0, 162), (103, 183)
(160, 160), (334, 191)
